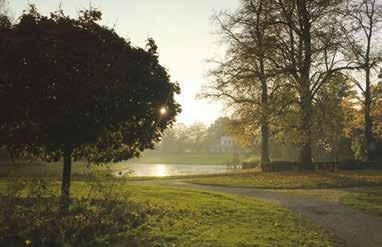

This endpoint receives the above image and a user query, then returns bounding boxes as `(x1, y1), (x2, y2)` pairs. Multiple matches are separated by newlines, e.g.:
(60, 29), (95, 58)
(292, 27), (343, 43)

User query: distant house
(209, 136), (234, 153)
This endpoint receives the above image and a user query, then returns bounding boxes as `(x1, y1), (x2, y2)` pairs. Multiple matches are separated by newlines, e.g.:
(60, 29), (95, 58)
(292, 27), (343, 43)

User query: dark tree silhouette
(0, 6), (180, 211)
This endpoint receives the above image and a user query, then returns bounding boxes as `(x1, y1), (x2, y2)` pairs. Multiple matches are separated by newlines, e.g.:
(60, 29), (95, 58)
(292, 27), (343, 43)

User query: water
(115, 163), (237, 177)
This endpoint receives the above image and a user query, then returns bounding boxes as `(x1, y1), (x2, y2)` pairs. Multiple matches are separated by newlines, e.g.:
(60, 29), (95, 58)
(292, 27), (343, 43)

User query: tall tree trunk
(299, 90), (314, 170)
(260, 121), (270, 163)
(259, 50), (270, 163)
(260, 74), (270, 164)
(297, 0), (313, 169)
(364, 68), (375, 161)
(60, 144), (72, 212)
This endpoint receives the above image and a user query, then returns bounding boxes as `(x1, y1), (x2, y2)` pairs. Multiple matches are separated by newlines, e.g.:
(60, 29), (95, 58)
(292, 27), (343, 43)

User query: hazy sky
(11, 0), (239, 125)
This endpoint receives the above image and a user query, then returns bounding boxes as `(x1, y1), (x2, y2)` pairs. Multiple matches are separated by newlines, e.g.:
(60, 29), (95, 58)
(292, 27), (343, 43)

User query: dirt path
(132, 179), (382, 247)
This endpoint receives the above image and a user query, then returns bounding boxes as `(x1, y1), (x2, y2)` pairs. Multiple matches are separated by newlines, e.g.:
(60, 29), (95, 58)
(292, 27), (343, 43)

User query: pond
(115, 163), (240, 177)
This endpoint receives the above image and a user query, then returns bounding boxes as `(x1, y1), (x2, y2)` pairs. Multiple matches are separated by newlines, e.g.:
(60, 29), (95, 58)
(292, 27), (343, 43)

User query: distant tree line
(157, 117), (234, 153)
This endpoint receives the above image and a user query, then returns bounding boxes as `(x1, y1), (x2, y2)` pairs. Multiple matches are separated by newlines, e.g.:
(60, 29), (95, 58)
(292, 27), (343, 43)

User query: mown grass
(188, 170), (382, 189)
(0, 177), (341, 247)
(279, 186), (382, 218)
(340, 187), (382, 217)
(187, 170), (382, 218)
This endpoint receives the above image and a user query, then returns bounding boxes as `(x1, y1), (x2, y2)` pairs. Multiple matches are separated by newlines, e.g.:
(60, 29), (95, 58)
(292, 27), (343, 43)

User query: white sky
(11, 0), (240, 125)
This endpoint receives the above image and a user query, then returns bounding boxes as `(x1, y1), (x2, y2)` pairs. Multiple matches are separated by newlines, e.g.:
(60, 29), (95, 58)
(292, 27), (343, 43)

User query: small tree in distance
(0, 6), (181, 211)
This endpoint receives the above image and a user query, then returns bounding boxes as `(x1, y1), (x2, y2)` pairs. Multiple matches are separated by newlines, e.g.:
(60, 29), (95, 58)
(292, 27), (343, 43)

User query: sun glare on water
(155, 164), (169, 177)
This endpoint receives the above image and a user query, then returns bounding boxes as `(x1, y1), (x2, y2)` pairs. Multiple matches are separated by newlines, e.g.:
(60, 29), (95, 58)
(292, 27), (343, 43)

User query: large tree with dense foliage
(0, 7), (180, 210)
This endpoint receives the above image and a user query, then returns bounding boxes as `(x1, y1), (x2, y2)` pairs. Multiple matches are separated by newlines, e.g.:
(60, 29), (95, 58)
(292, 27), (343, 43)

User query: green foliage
(0, 5), (180, 163)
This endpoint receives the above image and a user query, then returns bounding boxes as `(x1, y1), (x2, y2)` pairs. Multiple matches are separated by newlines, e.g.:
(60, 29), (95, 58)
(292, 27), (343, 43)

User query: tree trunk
(297, 0), (313, 170)
(364, 69), (375, 161)
(259, 53), (270, 164)
(60, 144), (72, 212)
(299, 92), (314, 170)
(260, 122), (270, 163)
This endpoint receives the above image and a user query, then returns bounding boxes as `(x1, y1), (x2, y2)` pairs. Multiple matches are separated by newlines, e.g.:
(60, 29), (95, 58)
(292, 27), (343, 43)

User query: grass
(279, 187), (382, 218)
(186, 170), (382, 218)
(340, 187), (382, 217)
(188, 170), (382, 189)
(125, 185), (340, 246)
(0, 177), (341, 246)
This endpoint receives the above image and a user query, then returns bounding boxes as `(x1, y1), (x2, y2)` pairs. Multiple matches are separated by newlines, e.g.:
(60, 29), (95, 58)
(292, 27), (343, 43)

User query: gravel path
(133, 179), (382, 247)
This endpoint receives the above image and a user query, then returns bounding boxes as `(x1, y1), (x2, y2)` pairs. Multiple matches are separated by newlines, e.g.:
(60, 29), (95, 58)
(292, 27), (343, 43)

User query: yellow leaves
(25, 240), (32, 246)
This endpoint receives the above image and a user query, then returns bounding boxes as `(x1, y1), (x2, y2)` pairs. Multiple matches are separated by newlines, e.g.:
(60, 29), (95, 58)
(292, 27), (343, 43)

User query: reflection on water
(116, 163), (233, 177)
(155, 164), (168, 177)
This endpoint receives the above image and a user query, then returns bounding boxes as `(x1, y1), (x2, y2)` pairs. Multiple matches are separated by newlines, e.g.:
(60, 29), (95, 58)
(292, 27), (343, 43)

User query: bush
(337, 159), (381, 170)
(338, 159), (362, 170)
(242, 161), (259, 169)
(313, 162), (339, 171)
(260, 161), (299, 172)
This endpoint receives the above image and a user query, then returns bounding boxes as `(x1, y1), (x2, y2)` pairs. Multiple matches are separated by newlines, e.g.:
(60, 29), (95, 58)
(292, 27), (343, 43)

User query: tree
(311, 73), (355, 161)
(0, 7), (180, 211)
(204, 0), (289, 163)
(0, 0), (8, 15)
(188, 122), (208, 152)
(341, 0), (382, 161)
(205, 0), (355, 168)
(158, 123), (192, 153)
(262, 0), (358, 168)
(206, 117), (232, 146)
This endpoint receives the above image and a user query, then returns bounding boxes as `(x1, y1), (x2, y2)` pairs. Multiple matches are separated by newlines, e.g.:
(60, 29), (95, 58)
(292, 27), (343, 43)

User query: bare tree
(206, 0), (362, 167)
(204, 0), (289, 163)
(0, 0), (8, 15)
(341, 0), (382, 161)
(269, 0), (356, 168)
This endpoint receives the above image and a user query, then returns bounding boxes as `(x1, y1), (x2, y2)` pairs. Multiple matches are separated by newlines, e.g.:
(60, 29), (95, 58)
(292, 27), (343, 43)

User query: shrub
(242, 161), (259, 169)
(260, 161), (299, 172)
(313, 162), (339, 172)
(338, 159), (362, 170)
(337, 159), (381, 170)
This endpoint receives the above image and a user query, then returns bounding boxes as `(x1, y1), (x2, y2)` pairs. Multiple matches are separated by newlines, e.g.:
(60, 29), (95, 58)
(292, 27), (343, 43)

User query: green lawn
(0, 178), (341, 247)
(279, 186), (382, 218)
(187, 170), (382, 218)
(340, 187), (382, 217)
(188, 170), (382, 189)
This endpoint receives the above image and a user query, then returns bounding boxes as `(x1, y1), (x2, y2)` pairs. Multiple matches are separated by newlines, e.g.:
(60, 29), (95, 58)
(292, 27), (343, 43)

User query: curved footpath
(132, 179), (382, 247)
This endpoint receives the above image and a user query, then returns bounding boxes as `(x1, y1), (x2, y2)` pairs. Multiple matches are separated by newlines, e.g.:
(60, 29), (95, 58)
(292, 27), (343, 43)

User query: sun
(160, 107), (167, 115)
